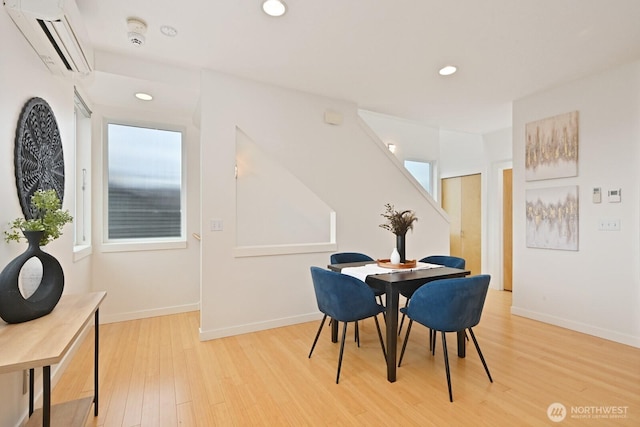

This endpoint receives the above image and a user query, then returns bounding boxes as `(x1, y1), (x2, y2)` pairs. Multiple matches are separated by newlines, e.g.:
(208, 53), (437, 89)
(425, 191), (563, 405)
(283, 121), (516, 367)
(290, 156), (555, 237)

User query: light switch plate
(598, 218), (620, 231)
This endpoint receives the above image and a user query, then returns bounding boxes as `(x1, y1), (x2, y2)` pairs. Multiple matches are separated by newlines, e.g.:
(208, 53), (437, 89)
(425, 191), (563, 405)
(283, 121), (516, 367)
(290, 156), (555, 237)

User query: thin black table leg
(385, 285), (399, 382)
(457, 331), (466, 357)
(29, 368), (34, 416)
(94, 309), (99, 416)
(43, 365), (51, 427)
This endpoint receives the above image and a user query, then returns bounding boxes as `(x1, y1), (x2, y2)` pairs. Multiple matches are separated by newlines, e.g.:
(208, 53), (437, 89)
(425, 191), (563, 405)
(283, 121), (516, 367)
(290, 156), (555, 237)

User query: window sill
(101, 239), (187, 253)
(233, 242), (337, 258)
(73, 244), (92, 262)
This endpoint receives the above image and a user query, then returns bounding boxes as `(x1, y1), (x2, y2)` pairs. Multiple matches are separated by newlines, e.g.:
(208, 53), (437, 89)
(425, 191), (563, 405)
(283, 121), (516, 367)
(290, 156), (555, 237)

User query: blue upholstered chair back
(405, 275), (491, 332)
(330, 252), (374, 264)
(310, 267), (383, 322)
(419, 255), (466, 269)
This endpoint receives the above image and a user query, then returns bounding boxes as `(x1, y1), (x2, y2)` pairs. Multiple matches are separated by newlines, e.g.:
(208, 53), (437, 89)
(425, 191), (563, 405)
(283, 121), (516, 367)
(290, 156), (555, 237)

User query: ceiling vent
(4, 0), (94, 76)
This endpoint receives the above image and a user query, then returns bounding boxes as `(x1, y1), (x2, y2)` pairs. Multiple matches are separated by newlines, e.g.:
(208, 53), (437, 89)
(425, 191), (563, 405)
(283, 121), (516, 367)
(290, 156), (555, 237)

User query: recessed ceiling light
(439, 65), (457, 76)
(160, 25), (178, 37)
(262, 0), (287, 17)
(135, 92), (153, 101)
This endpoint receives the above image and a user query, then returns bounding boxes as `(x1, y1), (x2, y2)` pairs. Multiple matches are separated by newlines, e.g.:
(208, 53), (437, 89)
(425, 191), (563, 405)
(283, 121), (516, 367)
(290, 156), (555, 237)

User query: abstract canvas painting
(526, 186), (579, 251)
(525, 111), (579, 181)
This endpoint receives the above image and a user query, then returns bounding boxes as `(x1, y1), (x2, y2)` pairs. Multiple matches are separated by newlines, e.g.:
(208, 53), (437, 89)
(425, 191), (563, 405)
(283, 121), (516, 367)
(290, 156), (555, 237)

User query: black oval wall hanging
(14, 97), (65, 219)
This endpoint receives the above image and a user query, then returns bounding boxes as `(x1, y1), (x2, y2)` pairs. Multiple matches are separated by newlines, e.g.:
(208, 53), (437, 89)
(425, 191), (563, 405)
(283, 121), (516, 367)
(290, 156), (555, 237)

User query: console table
(0, 291), (106, 427)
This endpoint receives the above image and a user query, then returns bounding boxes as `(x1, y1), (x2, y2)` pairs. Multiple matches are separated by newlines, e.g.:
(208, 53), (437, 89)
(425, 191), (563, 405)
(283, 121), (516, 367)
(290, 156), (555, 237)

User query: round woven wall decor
(14, 97), (65, 219)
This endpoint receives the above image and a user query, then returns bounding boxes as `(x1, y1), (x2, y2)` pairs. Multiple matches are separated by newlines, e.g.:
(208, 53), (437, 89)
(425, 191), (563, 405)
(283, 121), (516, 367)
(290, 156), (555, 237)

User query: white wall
(356, 113), (515, 288)
(359, 109), (441, 200)
(512, 61), (640, 347)
(432, 128), (514, 287)
(483, 128), (513, 290)
(0, 12), (92, 426)
(359, 110), (440, 163)
(88, 105), (201, 323)
(439, 130), (484, 178)
(199, 71), (450, 339)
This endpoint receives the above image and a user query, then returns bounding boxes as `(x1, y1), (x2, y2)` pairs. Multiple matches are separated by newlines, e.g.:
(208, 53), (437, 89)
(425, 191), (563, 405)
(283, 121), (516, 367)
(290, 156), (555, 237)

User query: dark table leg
(330, 317), (338, 343)
(94, 309), (99, 416)
(385, 284), (399, 382)
(43, 365), (51, 427)
(29, 368), (34, 416)
(457, 331), (466, 357)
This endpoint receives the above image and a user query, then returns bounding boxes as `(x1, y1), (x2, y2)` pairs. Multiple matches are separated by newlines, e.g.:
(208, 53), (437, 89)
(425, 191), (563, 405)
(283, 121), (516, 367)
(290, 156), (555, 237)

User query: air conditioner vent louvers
(38, 19), (74, 71)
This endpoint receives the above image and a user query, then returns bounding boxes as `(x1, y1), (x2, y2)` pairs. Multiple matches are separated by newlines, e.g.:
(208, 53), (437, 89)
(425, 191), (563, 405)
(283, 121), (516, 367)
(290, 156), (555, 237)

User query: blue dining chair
(397, 275), (493, 402)
(398, 255), (466, 336)
(330, 252), (386, 343)
(330, 252), (385, 306)
(308, 267), (387, 384)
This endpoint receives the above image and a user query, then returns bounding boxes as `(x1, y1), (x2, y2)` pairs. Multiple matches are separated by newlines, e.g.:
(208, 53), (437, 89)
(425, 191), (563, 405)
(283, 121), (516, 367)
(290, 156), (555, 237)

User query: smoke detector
(127, 18), (147, 46)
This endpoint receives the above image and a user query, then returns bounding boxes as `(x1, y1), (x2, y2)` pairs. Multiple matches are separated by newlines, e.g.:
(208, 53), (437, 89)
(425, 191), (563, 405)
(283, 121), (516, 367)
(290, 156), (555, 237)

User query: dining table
(327, 261), (470, 382)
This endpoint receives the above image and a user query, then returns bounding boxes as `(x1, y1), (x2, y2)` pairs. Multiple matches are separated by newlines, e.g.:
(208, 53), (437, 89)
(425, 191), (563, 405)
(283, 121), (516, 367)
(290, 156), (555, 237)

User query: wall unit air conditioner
(4, 0), (94, 76)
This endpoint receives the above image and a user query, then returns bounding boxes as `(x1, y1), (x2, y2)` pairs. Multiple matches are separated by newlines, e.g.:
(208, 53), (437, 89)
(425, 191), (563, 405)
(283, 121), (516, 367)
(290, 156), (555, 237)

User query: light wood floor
(53, 290), (640, 426)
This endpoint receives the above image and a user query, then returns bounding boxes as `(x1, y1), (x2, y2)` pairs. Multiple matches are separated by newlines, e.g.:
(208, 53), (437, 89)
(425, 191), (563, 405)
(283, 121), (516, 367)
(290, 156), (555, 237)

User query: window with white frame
(105, 122), (184, 242)
(404, 159), (435, 197)
(74, 89), (91, 251)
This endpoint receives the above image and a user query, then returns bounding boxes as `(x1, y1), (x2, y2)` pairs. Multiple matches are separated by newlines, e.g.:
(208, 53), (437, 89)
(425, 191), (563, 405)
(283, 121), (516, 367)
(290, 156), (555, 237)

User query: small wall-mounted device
(324, 110), (343, 125)
(592, 187), (601, 203)
(608, 188), (622, 203)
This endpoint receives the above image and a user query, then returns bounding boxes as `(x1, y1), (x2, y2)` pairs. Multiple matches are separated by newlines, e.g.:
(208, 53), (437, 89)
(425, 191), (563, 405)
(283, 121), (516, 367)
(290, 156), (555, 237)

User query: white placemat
(340, 262), (443, 282)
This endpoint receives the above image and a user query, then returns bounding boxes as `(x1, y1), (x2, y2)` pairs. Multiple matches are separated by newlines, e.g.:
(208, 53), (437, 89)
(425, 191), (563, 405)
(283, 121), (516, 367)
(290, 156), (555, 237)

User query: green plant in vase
(4, 189), (73, 246)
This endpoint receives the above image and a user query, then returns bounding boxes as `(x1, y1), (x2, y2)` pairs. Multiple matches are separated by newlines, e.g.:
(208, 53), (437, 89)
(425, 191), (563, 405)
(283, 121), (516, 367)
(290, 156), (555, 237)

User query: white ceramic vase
(390, 248), (401, 264)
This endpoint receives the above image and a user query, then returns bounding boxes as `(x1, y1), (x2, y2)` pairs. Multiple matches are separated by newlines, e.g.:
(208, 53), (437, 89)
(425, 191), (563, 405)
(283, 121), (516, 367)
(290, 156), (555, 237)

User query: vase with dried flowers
(379, 203), (418, 263)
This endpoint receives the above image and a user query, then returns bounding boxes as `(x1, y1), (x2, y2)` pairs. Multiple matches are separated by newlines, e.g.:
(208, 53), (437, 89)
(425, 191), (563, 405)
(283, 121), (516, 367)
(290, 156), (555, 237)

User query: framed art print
(526, 185), (579, 251)
(525, 111), (578, 181)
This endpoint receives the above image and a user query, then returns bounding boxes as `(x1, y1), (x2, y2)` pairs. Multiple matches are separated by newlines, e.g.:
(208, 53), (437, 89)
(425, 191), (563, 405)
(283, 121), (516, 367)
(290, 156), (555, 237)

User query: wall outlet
(210, 218), (223, 231)
(598, 219), (620, 231)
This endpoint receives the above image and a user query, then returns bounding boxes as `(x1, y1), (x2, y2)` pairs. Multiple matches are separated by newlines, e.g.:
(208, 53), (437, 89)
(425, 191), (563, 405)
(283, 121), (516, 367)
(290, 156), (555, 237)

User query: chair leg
(398, 299), (409, 335)
(377, 295), (386, 321)
(355, 322), (360, 346)
(373, 315), (387, 361)
(441, 331), (453, 402)
(468, 328), (493, 383)
(308, 315), (328, 358)
(397, 319), (413, 367)
(431, 329), (437, 355)
(336, 321), (348, 384)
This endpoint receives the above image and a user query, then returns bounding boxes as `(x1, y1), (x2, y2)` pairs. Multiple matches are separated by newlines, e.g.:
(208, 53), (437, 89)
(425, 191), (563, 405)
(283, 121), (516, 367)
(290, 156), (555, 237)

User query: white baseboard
(101, 303), (200, 324)
(511, 306), (640, 348)
(199, 312), (323, 341)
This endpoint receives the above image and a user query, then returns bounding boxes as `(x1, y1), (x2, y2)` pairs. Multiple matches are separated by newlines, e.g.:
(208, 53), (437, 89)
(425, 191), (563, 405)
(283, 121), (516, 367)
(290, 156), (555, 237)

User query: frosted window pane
(107, 124), (182, 239)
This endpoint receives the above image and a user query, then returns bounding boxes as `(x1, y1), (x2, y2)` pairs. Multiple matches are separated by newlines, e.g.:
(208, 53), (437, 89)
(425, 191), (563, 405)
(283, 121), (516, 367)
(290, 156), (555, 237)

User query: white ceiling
(75, 0), (640, 134)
